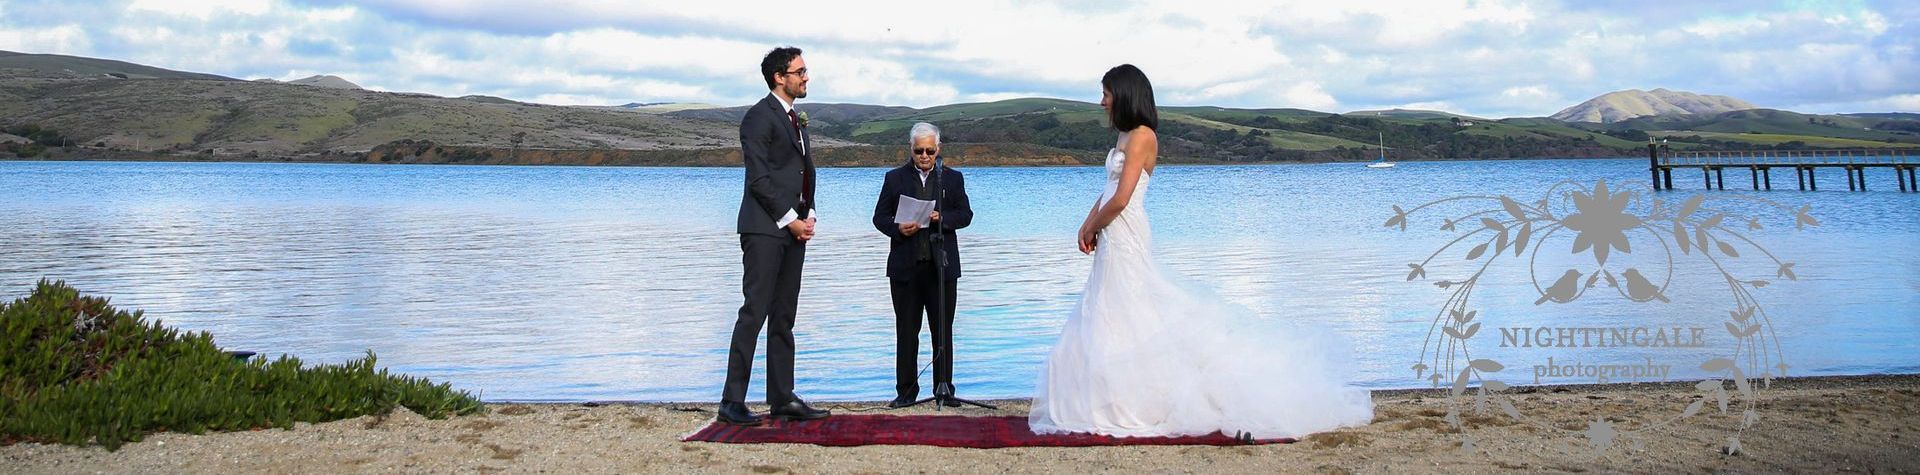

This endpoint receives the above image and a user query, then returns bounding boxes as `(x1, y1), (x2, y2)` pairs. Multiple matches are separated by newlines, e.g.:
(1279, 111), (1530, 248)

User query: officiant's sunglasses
(913, 148), (937, 156)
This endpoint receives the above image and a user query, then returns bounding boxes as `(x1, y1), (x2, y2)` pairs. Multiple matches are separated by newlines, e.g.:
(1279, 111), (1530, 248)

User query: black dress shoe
(769, 399), (830, 421)
(887, 395), (917, 409)
(715, 401), (763, 426)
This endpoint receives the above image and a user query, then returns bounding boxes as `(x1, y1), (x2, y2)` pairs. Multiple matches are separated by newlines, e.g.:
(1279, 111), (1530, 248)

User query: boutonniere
(796, 111), (810, 128)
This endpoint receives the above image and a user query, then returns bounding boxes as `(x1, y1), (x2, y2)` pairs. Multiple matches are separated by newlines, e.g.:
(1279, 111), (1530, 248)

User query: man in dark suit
(718, 46), (829, 425)
(870, 122), (973, 408)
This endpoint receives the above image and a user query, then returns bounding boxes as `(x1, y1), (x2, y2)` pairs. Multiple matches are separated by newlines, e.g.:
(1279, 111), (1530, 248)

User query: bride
(1029, 64), (1375, 439)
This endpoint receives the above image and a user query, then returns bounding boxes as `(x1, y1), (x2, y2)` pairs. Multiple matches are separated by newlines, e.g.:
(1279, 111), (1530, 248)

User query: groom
(719, 46), (829, 425)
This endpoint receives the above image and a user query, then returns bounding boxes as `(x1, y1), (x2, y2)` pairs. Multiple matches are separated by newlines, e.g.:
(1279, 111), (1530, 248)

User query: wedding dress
(1028, 131), (1375, 439)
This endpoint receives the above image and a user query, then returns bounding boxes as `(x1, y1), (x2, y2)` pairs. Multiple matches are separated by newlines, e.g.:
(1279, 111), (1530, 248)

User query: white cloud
(0, 0), (1909, 116)
(1884, 94), (1920, 111)
(1788, 93), (1920, 114)
(109, 25), (178, 45)
(0, 24), (90, 54)
(127, 0), (271, 19)
(1501, 86), (1552, 100)
(534, 28), (763, 78)
(962, 91), (1054, 103)
(1260, 0), (1536, 50)
(303, 6), (357, 22)
(806, 52), (958, 106)
(1395, 101), (1461, 113)
(1683, 17), (1770, 38)
(1175, 78), (1268, 104)
(1281, 82), (1338, 110)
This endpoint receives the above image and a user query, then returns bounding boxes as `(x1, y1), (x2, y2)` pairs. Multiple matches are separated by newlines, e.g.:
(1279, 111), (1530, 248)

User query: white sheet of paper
(894, 195), (936, 227)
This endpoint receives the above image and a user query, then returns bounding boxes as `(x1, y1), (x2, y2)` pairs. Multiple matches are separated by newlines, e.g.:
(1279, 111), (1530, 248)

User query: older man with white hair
(871, 122), (974, 408)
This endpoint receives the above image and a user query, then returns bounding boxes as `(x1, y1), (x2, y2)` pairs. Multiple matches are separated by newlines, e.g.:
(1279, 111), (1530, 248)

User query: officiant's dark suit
(719, 46), (827, 426)
(871, 138), (972, 407)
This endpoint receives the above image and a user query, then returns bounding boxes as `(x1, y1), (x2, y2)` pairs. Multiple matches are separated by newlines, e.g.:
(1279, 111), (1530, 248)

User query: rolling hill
(287, 74), (362, 90)
(1551, 88), (1756, 123)
(1348, 109), (1488, 121)
(0, 61), (745, 155)
(1, 50), (1915, 166)
(0, 50), (235, 81)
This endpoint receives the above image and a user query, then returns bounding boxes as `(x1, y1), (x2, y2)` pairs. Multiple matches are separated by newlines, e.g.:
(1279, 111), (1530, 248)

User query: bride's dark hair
(1101, 64), (1158, 132)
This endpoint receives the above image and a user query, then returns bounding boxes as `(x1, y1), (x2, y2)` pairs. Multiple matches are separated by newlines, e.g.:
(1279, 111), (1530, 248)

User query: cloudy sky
(1, 0), (1914, 117)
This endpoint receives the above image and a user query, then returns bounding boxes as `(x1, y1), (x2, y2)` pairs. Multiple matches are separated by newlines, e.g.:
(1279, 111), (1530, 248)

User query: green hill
(1601, 109), (1913, 148)
(898, 97), (1098, 121)
(2, 51), (1915, 165)
(1841, 112), (1920, 121)
(669, 103), (913, 131)
(1347, 109), (1488, 121)
(0, 68), (739, 155)
(0, 50), (234, 81)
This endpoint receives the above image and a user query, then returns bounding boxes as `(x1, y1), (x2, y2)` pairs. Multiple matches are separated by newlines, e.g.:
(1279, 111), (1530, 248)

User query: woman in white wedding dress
(1029, 65), (1375, 439)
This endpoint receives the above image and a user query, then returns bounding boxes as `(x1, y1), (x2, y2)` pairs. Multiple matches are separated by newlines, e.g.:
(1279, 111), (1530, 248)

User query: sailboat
(1367, 132), (1395, 168)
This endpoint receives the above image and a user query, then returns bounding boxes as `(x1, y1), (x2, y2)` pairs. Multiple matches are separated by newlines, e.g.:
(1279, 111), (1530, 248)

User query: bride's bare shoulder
(1125, 127), (1159, 154)
(1128, 126), (1158, 141)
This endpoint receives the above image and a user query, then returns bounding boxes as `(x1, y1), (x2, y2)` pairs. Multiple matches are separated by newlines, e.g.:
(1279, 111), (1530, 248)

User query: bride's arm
(1084, 128), (1158, 233)
(1078, 196), (1101, 253)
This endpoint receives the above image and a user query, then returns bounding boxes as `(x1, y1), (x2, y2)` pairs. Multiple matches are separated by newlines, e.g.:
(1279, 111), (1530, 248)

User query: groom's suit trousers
(724, 232), (805, 405)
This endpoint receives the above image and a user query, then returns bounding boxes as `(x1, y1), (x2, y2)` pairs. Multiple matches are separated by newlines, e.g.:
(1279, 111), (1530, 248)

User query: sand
(4, 374), (1917, 474)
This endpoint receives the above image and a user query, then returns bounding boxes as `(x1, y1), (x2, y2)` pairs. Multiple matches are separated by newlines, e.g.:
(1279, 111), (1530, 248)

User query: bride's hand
(1077, 225), (1097, 254)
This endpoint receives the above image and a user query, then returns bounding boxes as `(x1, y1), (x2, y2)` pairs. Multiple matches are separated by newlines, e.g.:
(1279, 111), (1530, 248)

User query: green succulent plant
(1, 280), (484, 450)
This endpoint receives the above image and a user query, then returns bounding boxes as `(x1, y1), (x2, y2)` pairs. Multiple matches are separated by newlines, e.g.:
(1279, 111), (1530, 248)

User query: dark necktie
(787, 109), (815, 218)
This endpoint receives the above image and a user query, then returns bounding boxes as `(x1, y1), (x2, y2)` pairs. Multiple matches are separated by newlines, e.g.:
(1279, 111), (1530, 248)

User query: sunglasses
(913, 148), (937, 156)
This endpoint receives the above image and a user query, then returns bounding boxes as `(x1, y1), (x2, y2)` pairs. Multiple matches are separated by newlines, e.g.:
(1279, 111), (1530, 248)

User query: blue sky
(0, 0), (1913, 117)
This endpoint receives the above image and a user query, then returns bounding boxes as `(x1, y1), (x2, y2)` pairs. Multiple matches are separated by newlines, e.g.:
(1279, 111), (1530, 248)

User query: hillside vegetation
(2, 50), (1916, 166)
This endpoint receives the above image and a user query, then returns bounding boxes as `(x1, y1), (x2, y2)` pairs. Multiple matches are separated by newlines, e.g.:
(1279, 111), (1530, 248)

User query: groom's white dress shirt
(771, 93), (816, 229)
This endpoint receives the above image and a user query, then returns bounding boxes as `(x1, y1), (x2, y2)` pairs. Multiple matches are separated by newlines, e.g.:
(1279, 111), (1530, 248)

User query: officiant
(871, 122), (974, 408)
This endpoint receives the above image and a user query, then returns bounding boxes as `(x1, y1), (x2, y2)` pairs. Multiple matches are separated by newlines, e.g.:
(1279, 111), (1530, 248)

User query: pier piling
(1653, 148), (1916, 191)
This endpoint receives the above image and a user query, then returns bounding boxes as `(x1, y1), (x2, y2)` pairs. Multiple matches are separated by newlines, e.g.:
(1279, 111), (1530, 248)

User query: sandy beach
(4, 374), (1917, 474)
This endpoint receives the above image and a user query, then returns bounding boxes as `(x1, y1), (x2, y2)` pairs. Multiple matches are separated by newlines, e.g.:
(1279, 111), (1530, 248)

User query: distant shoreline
(1, 149), (1646, 168)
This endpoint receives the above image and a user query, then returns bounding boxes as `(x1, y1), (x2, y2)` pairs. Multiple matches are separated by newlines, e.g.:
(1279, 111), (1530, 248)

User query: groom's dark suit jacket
(737, 94), (814, 236)
(871, 163), (971, 280)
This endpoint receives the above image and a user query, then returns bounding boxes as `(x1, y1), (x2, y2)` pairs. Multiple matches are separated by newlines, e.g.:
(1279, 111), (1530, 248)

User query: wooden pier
(1648, 145), (1920, 192)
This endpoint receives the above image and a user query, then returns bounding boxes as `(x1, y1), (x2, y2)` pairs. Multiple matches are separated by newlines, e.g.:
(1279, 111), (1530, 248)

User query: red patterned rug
(681, 415), (1293, 447)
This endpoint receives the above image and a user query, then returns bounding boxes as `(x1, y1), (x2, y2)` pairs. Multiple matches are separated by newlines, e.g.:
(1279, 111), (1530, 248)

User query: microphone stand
(903, 155), (996, 411)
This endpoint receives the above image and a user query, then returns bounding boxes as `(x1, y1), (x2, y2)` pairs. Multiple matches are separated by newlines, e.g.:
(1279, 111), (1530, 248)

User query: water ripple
(1, 160), (1915, 401)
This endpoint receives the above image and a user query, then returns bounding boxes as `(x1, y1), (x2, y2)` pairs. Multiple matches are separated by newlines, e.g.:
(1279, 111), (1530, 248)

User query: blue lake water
(1, 159), (1915, 402)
